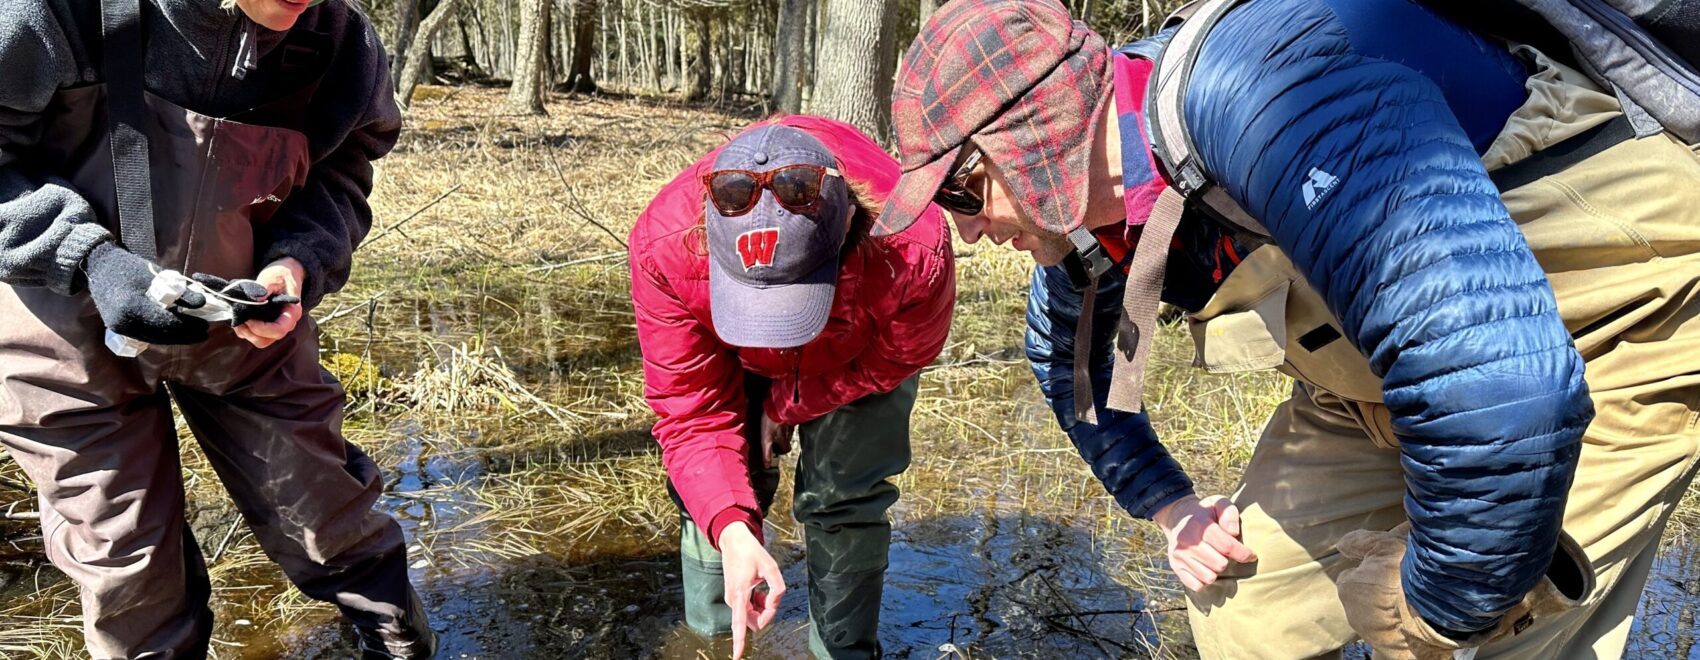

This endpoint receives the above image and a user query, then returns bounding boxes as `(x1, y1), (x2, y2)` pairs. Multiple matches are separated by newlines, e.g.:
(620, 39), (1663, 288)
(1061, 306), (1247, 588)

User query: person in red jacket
(629, 116), (955, 659)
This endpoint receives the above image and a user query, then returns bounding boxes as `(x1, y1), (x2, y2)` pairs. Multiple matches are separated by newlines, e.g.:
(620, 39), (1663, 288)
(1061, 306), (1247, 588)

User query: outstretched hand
(1153, 494), (1258, 592)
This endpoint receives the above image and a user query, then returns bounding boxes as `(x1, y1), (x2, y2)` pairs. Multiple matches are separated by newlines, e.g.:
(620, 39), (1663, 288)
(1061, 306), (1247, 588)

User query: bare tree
(768, 0), (809, 112)
(811, 0), (897, 142)
(398, 0), (466, 109)
(684, 8), (714, 101)
(507, 0), (554, 114)
(565, 0), (600, 93)
(391, 0), (423, 86)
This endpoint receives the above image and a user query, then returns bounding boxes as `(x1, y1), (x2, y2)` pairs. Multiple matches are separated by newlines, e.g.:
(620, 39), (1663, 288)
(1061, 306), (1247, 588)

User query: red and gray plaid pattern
(876, 0), (1112, 236)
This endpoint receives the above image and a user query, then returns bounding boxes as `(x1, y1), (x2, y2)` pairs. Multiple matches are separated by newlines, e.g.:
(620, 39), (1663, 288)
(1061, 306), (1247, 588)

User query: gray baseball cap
(707, 125), (850, 349)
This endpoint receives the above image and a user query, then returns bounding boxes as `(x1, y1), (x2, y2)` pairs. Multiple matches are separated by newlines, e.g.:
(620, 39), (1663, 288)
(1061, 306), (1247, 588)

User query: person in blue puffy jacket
(876, 0), (1700, 657)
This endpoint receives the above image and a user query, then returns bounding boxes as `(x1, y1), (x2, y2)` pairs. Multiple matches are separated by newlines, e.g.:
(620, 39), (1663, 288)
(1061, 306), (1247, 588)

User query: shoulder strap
(1145, 0), (1247, 197)
(1144, 0), (1272, 241)
(100, 0), (158, 263)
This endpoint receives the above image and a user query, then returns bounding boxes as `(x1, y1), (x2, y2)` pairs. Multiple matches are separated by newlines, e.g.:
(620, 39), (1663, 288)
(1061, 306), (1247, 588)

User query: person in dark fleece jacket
(0, 1), (434, 657)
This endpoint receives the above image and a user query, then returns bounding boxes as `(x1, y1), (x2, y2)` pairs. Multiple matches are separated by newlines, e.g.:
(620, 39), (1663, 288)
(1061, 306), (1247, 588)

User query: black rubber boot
(353, 587), (437, 660)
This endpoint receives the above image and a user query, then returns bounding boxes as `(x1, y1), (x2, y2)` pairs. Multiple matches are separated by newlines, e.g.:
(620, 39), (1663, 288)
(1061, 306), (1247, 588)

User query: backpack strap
(1145, 0), (1246, 198)
(99, 0), (158, 263)
(1102, 185), (1189, 418)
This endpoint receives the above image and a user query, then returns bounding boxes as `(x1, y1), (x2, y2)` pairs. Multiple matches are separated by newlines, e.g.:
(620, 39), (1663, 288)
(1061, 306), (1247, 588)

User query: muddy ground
(1, 88), (1697, 659)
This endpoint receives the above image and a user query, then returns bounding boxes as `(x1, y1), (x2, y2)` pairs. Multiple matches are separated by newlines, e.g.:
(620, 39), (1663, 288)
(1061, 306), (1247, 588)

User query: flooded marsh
(2, 88), (1697, 658)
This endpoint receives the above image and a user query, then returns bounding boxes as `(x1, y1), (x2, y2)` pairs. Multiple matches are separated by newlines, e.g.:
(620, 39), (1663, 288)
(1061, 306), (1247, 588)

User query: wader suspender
(1067, 220), (1114, 425)
(1091, 0), (1259, 420)
(100, 0), (158, 263)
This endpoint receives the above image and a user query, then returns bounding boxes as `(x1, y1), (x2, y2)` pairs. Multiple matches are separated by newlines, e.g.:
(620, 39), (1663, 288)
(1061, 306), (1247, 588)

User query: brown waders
(0, 77), (431, 659)
(669, 375), (917, 659)
(1181, 47), (1700, 658)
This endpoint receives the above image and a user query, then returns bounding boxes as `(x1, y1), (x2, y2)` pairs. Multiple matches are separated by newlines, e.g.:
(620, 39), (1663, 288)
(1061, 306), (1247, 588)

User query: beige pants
(1182, 50), (1700, 659)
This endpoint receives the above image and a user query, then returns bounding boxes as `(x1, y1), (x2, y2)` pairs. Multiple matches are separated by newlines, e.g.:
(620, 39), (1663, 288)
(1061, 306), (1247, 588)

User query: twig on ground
(362, 184), (464, 249)
(542, 144), (628, 249)
(525, 251), (628, 274)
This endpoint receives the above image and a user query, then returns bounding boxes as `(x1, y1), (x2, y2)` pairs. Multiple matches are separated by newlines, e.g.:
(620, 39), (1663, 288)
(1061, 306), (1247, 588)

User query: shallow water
(263, 510), (1177, 658)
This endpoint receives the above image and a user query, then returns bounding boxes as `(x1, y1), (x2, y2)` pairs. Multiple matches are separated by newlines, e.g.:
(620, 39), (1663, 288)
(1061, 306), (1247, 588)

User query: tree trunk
(391, 0), (422, 85)
(499, 0), (514, 78)
(811, 0), (896, 142)
(599, 0), (610, 84)
(566, 0), (598, 93)
(803, 0), (818, 106)
(684, 9), (713, 101)
(919, 0), (937, 25)
(768, 0), (809, 112)
(398, 0), (465, 109)
(456, 9), (478, 75)
(771, 0), (809, 112)
(618, 0), (629, 88)
(715, 18), (735, 100)
(506, 0), (553, 114)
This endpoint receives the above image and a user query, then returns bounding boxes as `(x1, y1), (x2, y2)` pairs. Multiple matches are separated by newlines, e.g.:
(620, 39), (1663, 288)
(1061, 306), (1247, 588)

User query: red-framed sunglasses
(702, 164), (842, 217)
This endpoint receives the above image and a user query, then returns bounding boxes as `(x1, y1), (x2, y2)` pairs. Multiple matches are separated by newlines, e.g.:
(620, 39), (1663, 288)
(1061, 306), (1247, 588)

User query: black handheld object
(190, 273), (302, 325)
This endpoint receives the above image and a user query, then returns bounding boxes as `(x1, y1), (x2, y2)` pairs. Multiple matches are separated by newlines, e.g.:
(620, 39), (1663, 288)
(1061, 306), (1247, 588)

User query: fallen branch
(525, 250), (628, 274)
(543, 143), (628, 249)
(361, 183), (464, 249)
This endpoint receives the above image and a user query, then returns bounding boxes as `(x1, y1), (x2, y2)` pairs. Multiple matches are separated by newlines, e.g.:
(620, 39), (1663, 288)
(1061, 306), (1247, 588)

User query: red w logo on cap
(737, 228), (779, 270)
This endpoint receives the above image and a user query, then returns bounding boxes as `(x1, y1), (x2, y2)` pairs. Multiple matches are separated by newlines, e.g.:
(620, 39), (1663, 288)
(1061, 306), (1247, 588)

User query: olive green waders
(669, 375), (918, 659)
(0, 55), (431, 660)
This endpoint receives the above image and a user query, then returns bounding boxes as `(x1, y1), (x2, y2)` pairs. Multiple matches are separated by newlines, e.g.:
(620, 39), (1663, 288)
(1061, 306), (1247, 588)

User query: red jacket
(629, 115), (954, 548)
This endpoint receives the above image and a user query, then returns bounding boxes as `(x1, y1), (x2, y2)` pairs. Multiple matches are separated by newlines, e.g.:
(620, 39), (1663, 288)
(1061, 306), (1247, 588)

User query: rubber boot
(668, 373), (781, 637)
(805, 564), (887, 659)
(679, 515), (737, 636)
(353, 586), (437, 660)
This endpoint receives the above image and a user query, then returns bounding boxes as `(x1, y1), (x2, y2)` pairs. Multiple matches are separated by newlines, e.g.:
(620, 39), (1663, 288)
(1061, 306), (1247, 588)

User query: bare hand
(760, 414), (795, 469)
(719, 521), (786, 660)
(1153, 494), (1258, 592)
(234, 257), (305, 349)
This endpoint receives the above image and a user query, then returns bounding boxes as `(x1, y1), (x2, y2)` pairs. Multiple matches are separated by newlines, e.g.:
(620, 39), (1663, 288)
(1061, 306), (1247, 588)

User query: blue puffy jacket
(1027, 0), (1594, 634)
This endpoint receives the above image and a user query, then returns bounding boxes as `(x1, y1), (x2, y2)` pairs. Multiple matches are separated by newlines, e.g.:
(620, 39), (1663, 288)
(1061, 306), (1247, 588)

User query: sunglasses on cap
(932, 146), (985, 216)
(703, 164), (842, 218)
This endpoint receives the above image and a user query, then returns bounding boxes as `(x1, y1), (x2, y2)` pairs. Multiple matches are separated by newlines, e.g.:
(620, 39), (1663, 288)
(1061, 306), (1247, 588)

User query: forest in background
(377, 0), (1187, 141)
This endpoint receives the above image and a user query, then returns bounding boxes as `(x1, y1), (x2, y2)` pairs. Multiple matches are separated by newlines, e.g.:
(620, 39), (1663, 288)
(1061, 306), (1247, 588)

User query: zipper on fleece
(230, 19), (259, 80)
(205, 13), (245, 106)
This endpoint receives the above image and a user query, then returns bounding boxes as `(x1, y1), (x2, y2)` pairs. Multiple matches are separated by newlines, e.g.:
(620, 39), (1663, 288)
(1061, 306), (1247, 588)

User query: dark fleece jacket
(0, 0), (401, 309)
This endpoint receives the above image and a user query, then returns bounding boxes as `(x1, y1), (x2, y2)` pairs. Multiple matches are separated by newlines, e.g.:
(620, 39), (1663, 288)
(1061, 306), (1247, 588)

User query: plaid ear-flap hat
(876, 0), (1112, 240)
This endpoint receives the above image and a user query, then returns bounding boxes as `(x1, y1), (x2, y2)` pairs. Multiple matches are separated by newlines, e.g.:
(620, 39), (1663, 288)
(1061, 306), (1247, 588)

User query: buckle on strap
(1067, 226), (1115, 281)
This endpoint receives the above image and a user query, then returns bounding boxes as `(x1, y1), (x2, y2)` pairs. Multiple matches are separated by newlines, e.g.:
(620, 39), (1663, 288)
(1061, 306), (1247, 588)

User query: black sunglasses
(933, 147), (985, 216)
